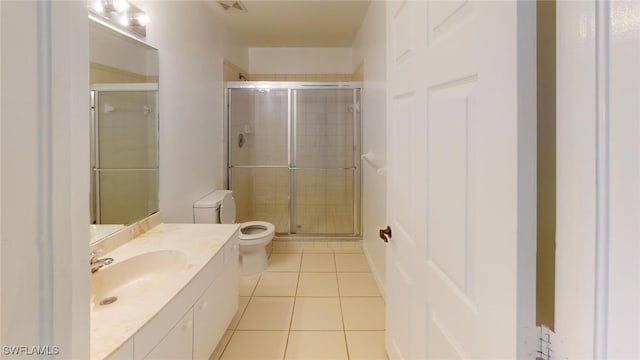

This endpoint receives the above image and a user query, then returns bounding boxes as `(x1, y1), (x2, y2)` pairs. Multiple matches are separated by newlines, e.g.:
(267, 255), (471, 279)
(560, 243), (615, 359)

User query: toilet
(193, 190), (275, 275)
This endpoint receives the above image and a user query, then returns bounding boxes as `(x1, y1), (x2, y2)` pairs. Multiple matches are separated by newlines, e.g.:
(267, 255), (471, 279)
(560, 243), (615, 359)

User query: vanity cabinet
(193, 250), (238, 359)
(108, 338), (133, 360)
(144, 310), (193, 360)
(109, 234), (239, 360)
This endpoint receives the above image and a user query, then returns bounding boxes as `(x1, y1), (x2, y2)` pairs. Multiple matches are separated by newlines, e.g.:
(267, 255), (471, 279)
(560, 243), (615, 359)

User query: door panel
(427, 78), (476, 292)
(386, 1), (536, 358)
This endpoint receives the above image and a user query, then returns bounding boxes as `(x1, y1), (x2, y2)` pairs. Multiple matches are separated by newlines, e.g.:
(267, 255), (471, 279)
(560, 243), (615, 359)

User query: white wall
(89, 23), (158, 77)
(1, 1), (89, 357)
(607, 1), (640, 355)
(141, 1), (248, 223)
(249, 47), (352, 74)
(351, 1), (387, 296)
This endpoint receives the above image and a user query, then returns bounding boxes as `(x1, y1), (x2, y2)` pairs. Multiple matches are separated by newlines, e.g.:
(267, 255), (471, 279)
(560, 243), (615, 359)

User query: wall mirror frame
(89, 17), (159, 244)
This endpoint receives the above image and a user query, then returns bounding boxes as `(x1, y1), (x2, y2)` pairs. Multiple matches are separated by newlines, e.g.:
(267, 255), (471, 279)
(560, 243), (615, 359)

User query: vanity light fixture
(107, 0), (131, 12)
(129, 13), (150, 26)
(117, 13), (130, 26)
(90, 0), (104, 13)
(90, 0), (129, 13)
(87, 0), (149, 39)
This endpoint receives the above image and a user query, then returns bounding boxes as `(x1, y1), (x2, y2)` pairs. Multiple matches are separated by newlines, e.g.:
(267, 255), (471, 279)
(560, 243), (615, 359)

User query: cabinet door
(193, 247), (239, 359)
(107, 337), (133, 360)
(144, 309), (194, 360)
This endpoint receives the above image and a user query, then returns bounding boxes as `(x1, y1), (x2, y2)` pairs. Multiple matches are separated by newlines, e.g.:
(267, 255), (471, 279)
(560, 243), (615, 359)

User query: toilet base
(239, 246), (268, 276)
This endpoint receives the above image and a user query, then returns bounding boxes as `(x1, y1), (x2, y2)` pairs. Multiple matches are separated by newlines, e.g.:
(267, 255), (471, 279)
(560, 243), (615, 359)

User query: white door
(385, 1), (537, 358)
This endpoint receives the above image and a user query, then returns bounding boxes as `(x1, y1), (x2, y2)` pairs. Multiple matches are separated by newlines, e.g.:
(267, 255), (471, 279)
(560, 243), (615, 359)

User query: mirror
(89, 19), (159, 243)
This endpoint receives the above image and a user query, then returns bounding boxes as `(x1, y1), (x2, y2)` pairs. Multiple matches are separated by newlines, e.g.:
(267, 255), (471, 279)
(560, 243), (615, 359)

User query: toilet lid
(220, 192), (236, 224)
(239, 221), (275, 241)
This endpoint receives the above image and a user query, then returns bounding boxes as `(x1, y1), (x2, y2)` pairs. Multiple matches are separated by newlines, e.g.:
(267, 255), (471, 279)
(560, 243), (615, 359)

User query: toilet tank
(193, 191), (224, 224)
(194, 190), (236, 224)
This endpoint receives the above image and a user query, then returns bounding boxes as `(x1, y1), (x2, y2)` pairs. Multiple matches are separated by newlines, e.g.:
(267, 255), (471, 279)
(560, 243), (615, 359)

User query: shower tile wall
(296, 91), (354, 167)
(251, 90), (288, 165)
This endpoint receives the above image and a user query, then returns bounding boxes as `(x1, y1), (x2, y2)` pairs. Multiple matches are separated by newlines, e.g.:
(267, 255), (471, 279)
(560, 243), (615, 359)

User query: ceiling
(206, 0), (372, 47)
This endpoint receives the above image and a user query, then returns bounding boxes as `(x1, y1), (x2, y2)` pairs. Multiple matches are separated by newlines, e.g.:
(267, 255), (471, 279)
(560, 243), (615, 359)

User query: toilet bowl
(193, 190), (275, 275)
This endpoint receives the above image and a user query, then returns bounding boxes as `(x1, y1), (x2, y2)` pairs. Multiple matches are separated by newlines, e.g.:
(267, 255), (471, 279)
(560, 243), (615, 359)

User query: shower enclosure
(226, 82), (361, 236)
(90, 83), (159, 225)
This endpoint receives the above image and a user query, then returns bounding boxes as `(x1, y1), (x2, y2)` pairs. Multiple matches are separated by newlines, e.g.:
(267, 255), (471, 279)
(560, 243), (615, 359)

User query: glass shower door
(228, 88), (290, 233)
(291, 89), (360, 235)
(227, 83), (361, 237)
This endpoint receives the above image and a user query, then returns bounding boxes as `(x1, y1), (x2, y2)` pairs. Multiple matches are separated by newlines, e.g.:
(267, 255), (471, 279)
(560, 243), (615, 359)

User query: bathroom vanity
(87, 16), (239, 360)
(90, 223), (240, 360)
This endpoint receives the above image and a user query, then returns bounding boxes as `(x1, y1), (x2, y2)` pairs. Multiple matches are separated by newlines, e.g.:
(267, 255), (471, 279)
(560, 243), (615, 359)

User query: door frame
(555, 1), (640, 358)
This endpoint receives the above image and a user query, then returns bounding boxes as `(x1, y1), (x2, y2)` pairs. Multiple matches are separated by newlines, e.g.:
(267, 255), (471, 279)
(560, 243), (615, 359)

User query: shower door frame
(225, 81), (362, 237)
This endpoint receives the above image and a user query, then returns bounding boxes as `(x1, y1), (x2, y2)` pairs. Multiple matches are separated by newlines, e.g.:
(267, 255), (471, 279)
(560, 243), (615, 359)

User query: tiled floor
(210, 242), (388, 360)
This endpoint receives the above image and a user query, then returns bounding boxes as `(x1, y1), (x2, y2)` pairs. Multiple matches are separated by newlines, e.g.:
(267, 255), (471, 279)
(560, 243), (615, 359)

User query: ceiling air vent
(218, 1), (247, 13)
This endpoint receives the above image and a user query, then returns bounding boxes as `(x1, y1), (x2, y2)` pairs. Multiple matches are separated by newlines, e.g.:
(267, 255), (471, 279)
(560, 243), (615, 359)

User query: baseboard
(363, 241), (386, 301)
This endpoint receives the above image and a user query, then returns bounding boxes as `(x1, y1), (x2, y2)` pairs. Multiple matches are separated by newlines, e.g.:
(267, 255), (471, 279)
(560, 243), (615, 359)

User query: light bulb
(91, 0), (104, 13)
(133, 13), (150, 26)
(112, 0), (129, 12)
(118, 13), (130, 26)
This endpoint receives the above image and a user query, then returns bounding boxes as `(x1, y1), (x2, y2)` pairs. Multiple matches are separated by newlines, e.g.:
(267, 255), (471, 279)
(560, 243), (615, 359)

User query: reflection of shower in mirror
(90, 82), (159, 229)
(102, 103), (153, 115)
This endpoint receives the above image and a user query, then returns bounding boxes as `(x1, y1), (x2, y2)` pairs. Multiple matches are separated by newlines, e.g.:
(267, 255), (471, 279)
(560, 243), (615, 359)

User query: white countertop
(90, 223), (240, 360)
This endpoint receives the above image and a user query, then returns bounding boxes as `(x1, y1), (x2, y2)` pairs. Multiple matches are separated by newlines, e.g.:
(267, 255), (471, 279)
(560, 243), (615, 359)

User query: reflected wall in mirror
(89, 19), (159, 244)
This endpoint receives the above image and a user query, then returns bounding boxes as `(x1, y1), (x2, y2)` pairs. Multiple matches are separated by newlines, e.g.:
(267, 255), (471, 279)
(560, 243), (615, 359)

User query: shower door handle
(379, 226), (392, 243)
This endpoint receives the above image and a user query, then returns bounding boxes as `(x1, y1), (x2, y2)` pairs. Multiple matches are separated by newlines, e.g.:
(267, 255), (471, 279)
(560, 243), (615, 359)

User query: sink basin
(90, 250), (187, 308)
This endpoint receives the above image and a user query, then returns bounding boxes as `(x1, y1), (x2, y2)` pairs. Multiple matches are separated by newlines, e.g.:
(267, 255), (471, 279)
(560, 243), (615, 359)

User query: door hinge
(536, 326), (553, 360)
(525, 326), (564, 360)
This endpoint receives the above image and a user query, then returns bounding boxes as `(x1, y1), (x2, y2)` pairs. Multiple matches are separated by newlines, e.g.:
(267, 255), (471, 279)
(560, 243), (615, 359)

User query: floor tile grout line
(249, 273), (261, 298)
(333, 249), (352, 360)
(215, 329), (234, 360)
(282, 249), (304, 359)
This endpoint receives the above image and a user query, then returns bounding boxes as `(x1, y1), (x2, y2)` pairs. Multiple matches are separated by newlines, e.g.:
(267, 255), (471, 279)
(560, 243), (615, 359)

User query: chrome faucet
(90, 251), (114, 274)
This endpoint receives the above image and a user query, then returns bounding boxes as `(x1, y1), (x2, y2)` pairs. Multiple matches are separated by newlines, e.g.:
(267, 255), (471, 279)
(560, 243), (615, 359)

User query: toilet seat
(239, 221), (275, 241)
